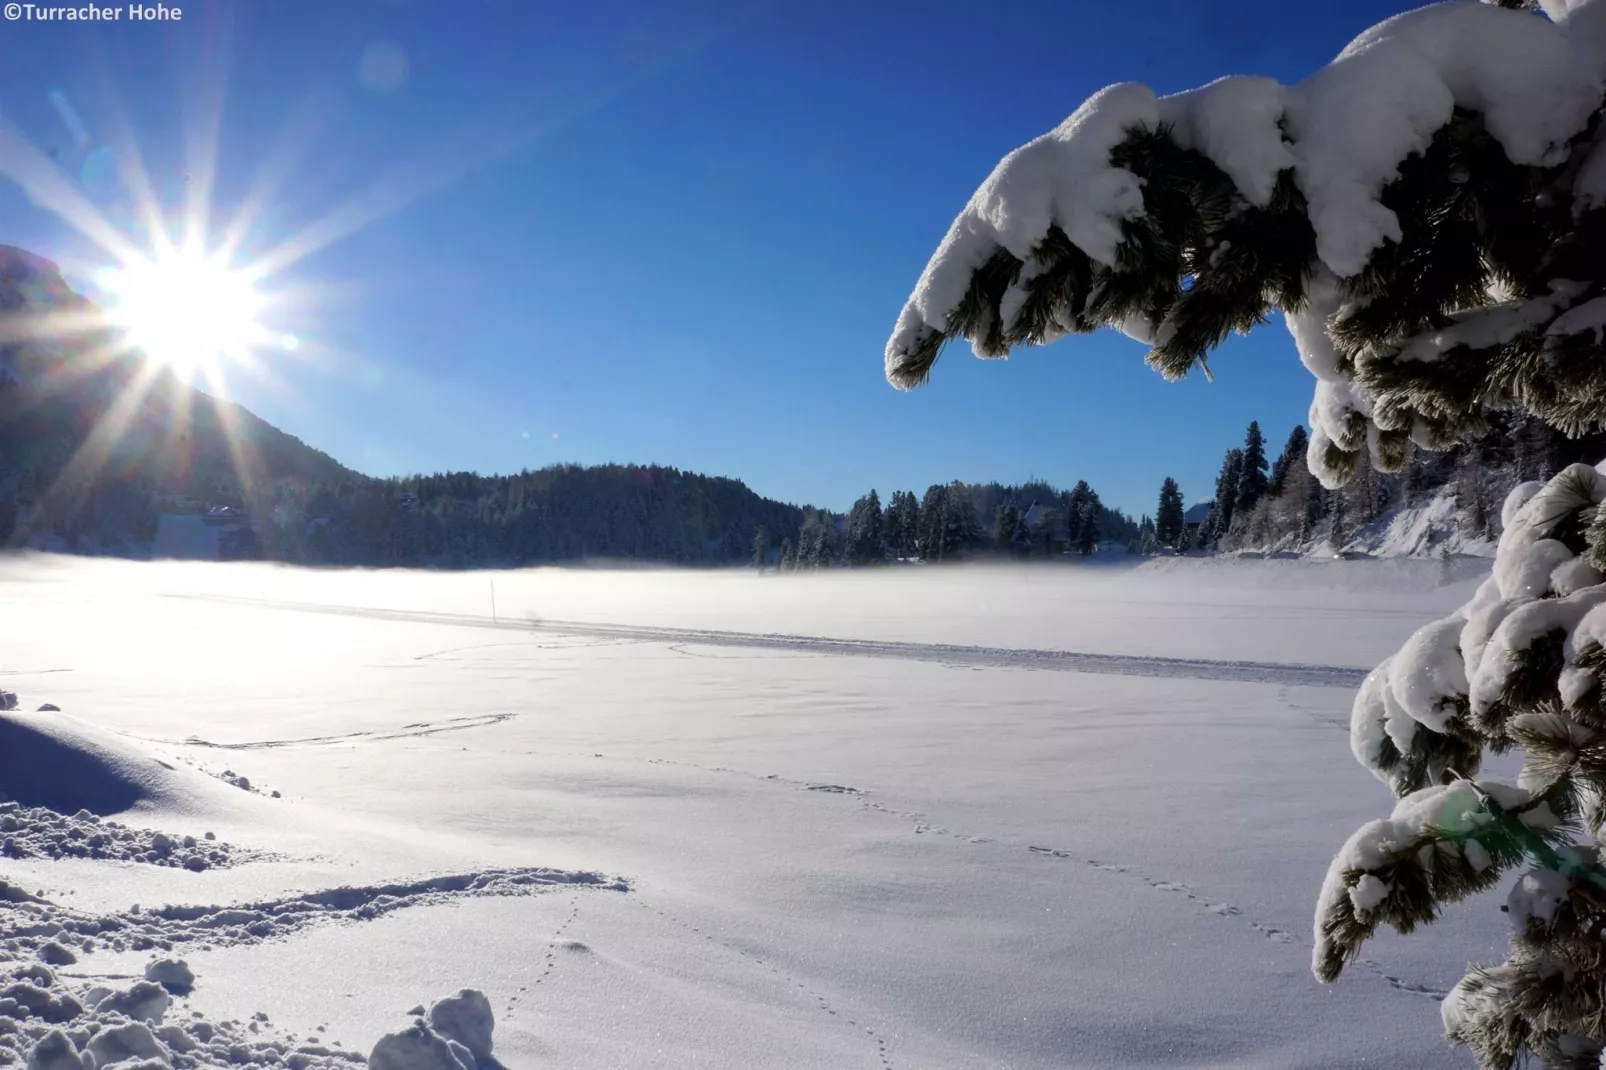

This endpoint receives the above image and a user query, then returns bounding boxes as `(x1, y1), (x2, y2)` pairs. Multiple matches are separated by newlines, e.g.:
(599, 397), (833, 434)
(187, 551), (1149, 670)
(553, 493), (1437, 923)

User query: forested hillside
(1176, 416), (1606, 556)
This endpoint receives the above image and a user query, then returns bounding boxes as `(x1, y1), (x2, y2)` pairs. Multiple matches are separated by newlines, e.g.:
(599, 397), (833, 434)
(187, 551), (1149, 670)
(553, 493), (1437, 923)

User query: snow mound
(0, 801), (253, 869)
(369, 1019), (477, 1070)
(425, 991), (493, 1063)
(143, 960), (195, 995)
(0, 710), (223, 817)
(0, 961), (369, 1070)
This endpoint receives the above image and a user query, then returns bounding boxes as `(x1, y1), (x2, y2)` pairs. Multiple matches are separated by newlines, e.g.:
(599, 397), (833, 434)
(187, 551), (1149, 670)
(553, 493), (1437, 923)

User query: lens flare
(98, 246), (267, 381)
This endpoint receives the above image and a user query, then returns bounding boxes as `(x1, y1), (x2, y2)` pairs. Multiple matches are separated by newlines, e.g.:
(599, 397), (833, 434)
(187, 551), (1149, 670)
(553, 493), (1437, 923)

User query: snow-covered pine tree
(796, 510), (834, 570)
(1075, 487), (1101, 554)
(844, 490), (888, 566)
(1236, 421), (1270, 514)
(879, 2), (1606, 1063)
(1268, 426), (1309, 499)
(1064, 480), (1093, 551)
(1207, 448), (1243, 546)
(1516, 414), (1566, 483)
(1156, 477), (1185, 548)
(1324, 486), (1348, 553)
(917, 485), (948, 562)
(1011, 502), (1036, 557)
(1459, 440), (1492, 540)
(884, 490), (919, 561)
(1137, 514), (1158, 555)
(1300, 466), (1326, 545)
(994, 500), (1021, 552)
(863, 489), (888, 563)
(778, 535), (794, 572)
(752, 527), (769, 572)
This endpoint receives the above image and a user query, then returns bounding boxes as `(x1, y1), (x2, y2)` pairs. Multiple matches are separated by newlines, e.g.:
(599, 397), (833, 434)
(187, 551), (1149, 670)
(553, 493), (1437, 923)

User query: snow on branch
(884, 1), (1605, 486)
(1312, 776), (1573, 983)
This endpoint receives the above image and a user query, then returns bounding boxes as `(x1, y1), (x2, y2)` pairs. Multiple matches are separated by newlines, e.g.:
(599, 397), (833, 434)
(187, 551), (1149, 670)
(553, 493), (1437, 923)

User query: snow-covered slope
(1, 553), (1502, 1068)
(1338, 484), (1498, 559)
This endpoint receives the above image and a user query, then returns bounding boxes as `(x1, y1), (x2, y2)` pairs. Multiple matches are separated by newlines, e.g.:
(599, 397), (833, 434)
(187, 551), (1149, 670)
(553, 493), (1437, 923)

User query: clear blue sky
(0, 0), (1412, 517)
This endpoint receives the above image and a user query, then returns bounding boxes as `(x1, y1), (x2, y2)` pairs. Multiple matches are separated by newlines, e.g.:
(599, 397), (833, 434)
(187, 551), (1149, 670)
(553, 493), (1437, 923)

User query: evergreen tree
(1267, 426), (1309, 499)
(1299, 465), (1325, 546)
(1074, 488), (1100, 555)
(1064, 480), (1093, 551)
(1235, 421), (1269, 514)
(752, 527), (769, 572)
(1155, 478), (1185, 549)
(1457, 442), (1491, 540)
(844, 490), (888, 566)
(1324, 487), (1347, 552)
(1207, 449), (1242, 545)
(994, 501), (1021, 554)
(1010, 504), (1036, 557)
(795, 509), (827, 569)
(943, 480), (983, 558)
(1514, 415), (1563, 483)
(778, 535), (794, 572)
(917, 484), (948, 562)
(1026, 504), (1064, 557)
(1136, 514), (1157, 555)
(884, 490), (920, 561)
(865, 490), (887, 563)
(874, 8), (1606, 1057)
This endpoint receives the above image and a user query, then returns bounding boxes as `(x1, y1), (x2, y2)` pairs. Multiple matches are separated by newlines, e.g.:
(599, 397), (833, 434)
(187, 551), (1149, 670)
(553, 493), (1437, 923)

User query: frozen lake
(0, 553), (1504, 1068)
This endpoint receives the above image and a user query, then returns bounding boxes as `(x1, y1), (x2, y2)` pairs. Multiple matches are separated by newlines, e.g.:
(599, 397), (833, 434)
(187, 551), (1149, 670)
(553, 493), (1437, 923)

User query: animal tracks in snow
(1275, 687), (1351, 732)
(172, 594), (1370, 690)
(624, 753), (1445, 1004)
(145, 712), (521, 751)
(503, 893), (586, 1020)
(633, 896), (896, 1070)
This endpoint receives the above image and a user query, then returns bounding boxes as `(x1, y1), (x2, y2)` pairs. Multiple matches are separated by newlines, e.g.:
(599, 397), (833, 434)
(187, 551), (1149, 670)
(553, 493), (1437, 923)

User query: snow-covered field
(0, 553), (1511, 1068)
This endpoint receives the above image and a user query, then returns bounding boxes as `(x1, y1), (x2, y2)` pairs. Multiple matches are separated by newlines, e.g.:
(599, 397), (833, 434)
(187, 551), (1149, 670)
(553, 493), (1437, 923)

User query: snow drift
(0, 710), (230, 817)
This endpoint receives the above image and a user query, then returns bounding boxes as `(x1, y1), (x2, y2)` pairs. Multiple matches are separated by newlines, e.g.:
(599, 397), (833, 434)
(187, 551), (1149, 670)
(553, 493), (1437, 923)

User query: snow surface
(0, 553), (1512, 1067)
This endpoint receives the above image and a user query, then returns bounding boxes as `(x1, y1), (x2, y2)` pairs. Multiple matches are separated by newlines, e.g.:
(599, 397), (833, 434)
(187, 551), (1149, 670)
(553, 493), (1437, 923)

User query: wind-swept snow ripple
(171, 595), (1370, 689)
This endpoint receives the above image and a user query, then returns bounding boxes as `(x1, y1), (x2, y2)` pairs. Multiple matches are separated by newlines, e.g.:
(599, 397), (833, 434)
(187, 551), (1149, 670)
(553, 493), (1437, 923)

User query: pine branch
(1314, 778), (1577, 984)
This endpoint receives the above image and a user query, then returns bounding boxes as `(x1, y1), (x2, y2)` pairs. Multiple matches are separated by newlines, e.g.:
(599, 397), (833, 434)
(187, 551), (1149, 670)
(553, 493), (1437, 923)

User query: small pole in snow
(490, 577), (497, 623)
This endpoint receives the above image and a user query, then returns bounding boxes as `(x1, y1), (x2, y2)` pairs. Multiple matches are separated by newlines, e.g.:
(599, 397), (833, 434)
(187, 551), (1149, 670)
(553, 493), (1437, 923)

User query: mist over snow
(0, 552), (1513, 1067)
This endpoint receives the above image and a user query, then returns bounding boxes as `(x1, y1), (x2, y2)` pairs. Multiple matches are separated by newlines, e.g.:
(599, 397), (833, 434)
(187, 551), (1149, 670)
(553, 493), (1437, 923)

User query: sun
(99, 246), (267, 381)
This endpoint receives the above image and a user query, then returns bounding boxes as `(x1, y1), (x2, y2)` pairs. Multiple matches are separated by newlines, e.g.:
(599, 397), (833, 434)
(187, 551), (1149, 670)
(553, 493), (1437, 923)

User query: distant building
(1183, 503), (1213, 542)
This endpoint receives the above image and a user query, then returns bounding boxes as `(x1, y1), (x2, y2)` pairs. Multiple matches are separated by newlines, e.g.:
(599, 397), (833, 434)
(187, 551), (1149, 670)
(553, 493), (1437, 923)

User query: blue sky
(0, 0), (1412, 517)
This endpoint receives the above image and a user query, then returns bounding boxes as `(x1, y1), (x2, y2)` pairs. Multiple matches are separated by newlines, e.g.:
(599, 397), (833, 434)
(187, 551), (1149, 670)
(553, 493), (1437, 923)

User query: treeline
(254, 464), (806, 568)
(1151, 415), (1606, 554)
(758, 479), (1141, 571)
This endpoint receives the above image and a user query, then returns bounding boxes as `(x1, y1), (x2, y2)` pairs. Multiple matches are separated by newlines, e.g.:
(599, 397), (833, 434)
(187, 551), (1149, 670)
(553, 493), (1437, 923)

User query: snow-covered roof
(1183, 503), (1213, 525)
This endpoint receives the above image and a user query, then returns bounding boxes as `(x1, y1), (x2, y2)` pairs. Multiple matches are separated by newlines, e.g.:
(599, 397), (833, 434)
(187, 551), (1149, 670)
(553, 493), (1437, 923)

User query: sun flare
(99, 247), (267, 381)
